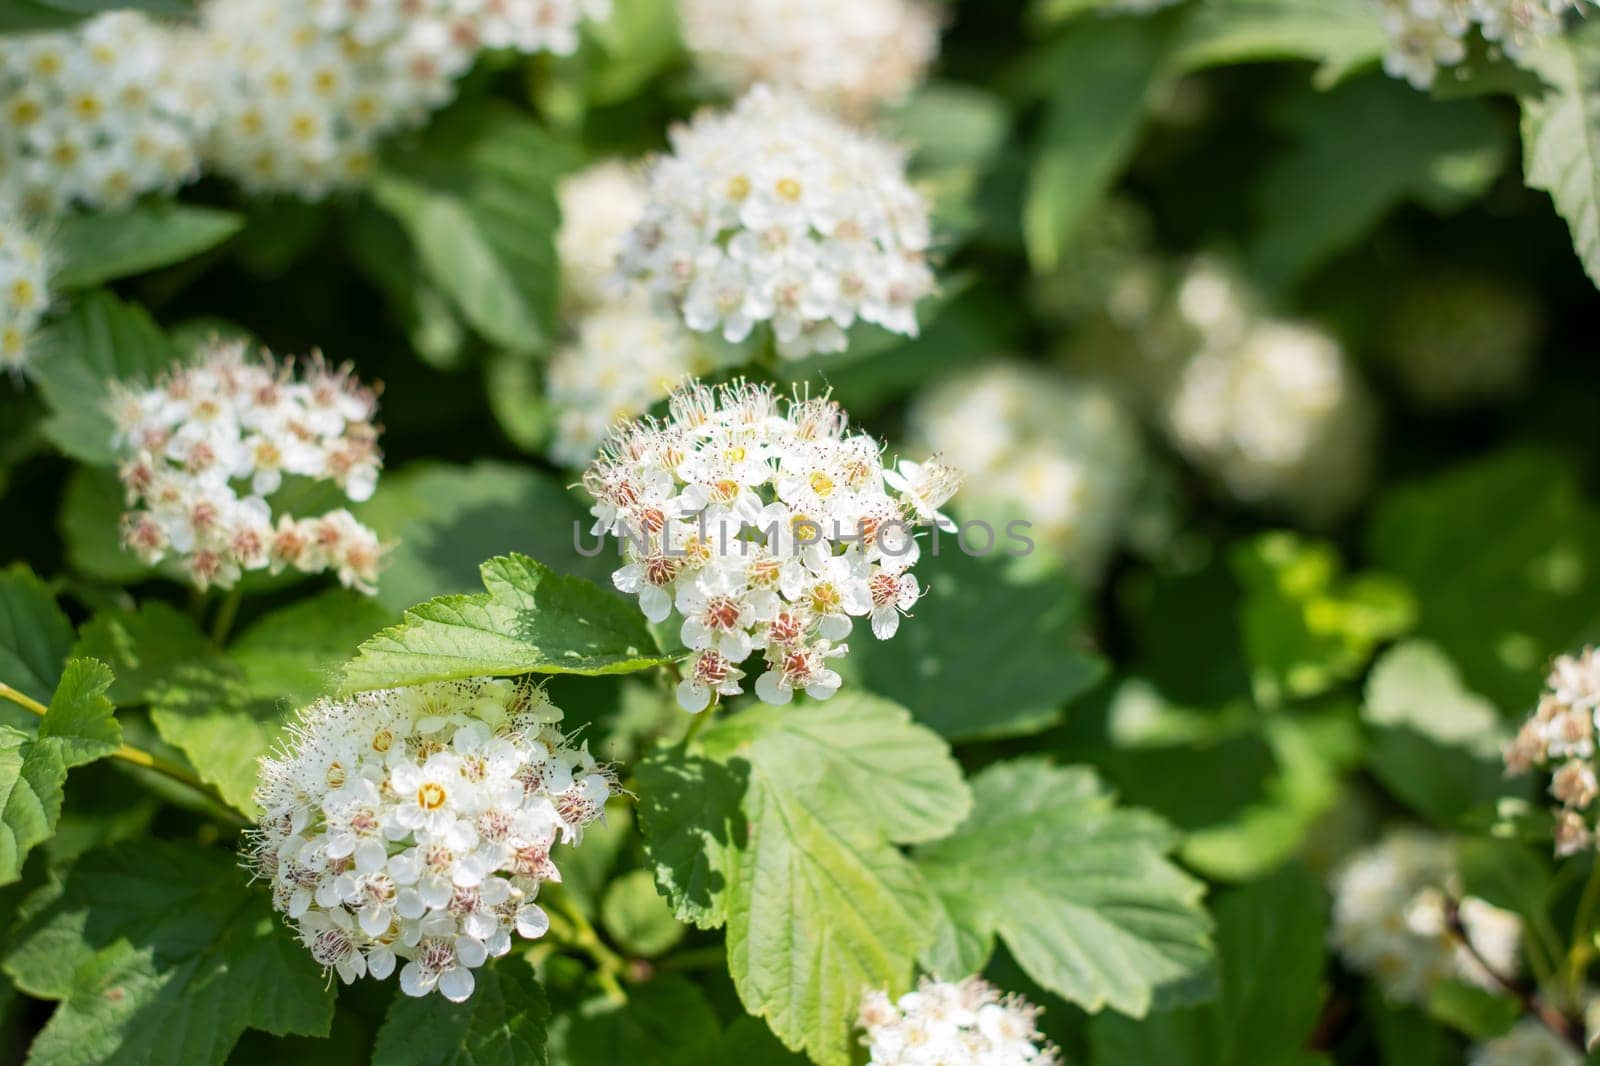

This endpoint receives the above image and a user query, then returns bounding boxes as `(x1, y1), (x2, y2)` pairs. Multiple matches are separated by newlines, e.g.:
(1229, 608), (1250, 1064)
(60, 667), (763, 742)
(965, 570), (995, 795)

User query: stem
(1447, 898), (1585, 1053)
(1567, 857), (1600, 995)
(210, 587), (243, 646)
(680, 705), (712, 748)
(547, 892), (629, 1002)
(0, 682), (245, 826)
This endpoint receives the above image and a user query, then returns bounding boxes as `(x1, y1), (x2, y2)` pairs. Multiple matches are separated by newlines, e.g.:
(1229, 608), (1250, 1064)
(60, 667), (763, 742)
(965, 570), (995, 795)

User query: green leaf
(50, 205), (242, 290)
(600, 869), (686, 958)
(228, 590), (397, 706)
(26, 291), (181, 466)
(1250, 74), (1507, 287)
(1024, 16), (1170, 271)
(1094, 686), (1364, 882)
(0, 659), (120, 886)
(691, 699), (960, 1065)
(547, 977), (719, 1066)
(1090, 864), (1327, 1066)
(371, 960), (549, 1066)
(73, 602), (219, 707)
(3, 841), (334, 1065)
(1172, 0), (1387, 84)
(341, 553), (671, 693)
(0, 564), (74, 706)
(1455, 837), (1551, 934)
(0, 0), (191, 32)
(1232, 532), (1415, 707)
(1366, 448), (1600, 712)
(374, 103), (578, 355)
(635, 751), (746, 929)
(36, 659), (121, 769)
(915, 759), (1213, 1018)
(147, 666), (289, 819)
(356, 460), (614, 613)
(1362, 641), (1525, 824)
(849, 548), (1105, 740)
(1518, 19), (1600, 288)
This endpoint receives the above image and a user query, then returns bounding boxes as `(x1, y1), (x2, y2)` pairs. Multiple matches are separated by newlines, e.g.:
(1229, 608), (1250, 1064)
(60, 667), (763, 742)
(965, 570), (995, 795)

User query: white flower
(0, 207), (48, 371)
(1370, 0), (1592, 89)
(251, 678), (617, 1001)
(557, 160), (648, 314)
(0, 12), (202, 214)
(906, 362), (1146, 583)
(584, 379), (960, 711)
(185, 0), (612, 199)
(1329, 829), (1523, 1005)
(108, 338), (386, 593)
(1506, 648), (1600, 855)
(677, 0), (941, 113)
(858, 976), (1061, 1065)
(618, 85), (935, 360)
(1469, 1019), (1584, 1066)
(1161, 261), (1374, 525)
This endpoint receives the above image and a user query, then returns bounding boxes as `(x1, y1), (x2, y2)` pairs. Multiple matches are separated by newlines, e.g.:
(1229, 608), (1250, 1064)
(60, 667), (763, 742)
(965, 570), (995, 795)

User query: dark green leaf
(0, 564), (73, 706)
(73, 602), (219, 706)
(1024, 17), (1170, 271)
(850, 547), (1105, 740)
(0, 0), (191, 33)
(3, 841), (334, 1065)
(50, 205), (243, 290)
(371, 960), (549, 1066)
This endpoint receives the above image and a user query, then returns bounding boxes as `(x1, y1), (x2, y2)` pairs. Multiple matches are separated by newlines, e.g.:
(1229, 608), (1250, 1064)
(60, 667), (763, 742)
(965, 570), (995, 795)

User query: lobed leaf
(371, 960), (550, 1066)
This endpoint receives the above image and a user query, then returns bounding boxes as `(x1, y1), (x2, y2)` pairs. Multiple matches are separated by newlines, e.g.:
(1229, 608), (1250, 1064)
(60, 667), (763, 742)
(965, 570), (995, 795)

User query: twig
(1446, 897), (1585, 1053)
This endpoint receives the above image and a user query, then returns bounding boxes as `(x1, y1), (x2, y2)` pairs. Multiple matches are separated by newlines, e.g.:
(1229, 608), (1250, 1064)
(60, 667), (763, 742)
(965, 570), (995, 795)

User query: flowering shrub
(5, 1), (1600, 1064)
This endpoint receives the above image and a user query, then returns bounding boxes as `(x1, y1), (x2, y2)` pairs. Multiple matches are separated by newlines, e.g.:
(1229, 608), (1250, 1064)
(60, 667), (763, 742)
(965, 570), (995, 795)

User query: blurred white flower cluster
(677, 0), (941, 113)
(187, 0), (610, 198)
(1329, 829), (1523, 1004)
(547, 300), (707, 469)
(1506, 648), (1600, 855)
(905, 362), (1145, 582)
(109, 338), (385, 592)
(584, 379), (959, 712)
(1469, 1019), (1584, 1066)
(1383, 273), (1542, 411)
(0, 12), (202, 215)
(250, 678), (616, 1002)
(618, 85), (935, 360)
(557, 160), (649, 315)
(857, 976), (1060, 1065)
(0, 207), (47, 371)
(549, 161), (742, 468)
(1160, 261), (1374, 525)
(1373, 0), (1593, 89)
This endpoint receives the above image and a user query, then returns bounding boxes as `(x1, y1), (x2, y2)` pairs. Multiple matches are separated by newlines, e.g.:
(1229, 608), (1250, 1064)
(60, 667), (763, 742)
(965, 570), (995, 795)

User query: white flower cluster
(1469, 1020), (1584, 1066)
(1161, 260), (1374, 525)
(1329, 829), (1523, 1005)
(677, 0), (941, 113)
(547, 298), (710, 468)
(557, 160), (648, 314)
(250, 678), (616, 1002)
(0, 208), (47, 371)
(0, 12), (201, 215)
(1383, 274), (1541, 411)
(584, 379), (960, 712)
(109, 339), (385, 592)
(1505, 648), (1600, 856)
(618, 85), (935, 360)
(906, 363), (1145, 583)
(857, 976), (1060, 1066)
(1373, 0), (1594, 89)
(188, 0), (610, 198)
